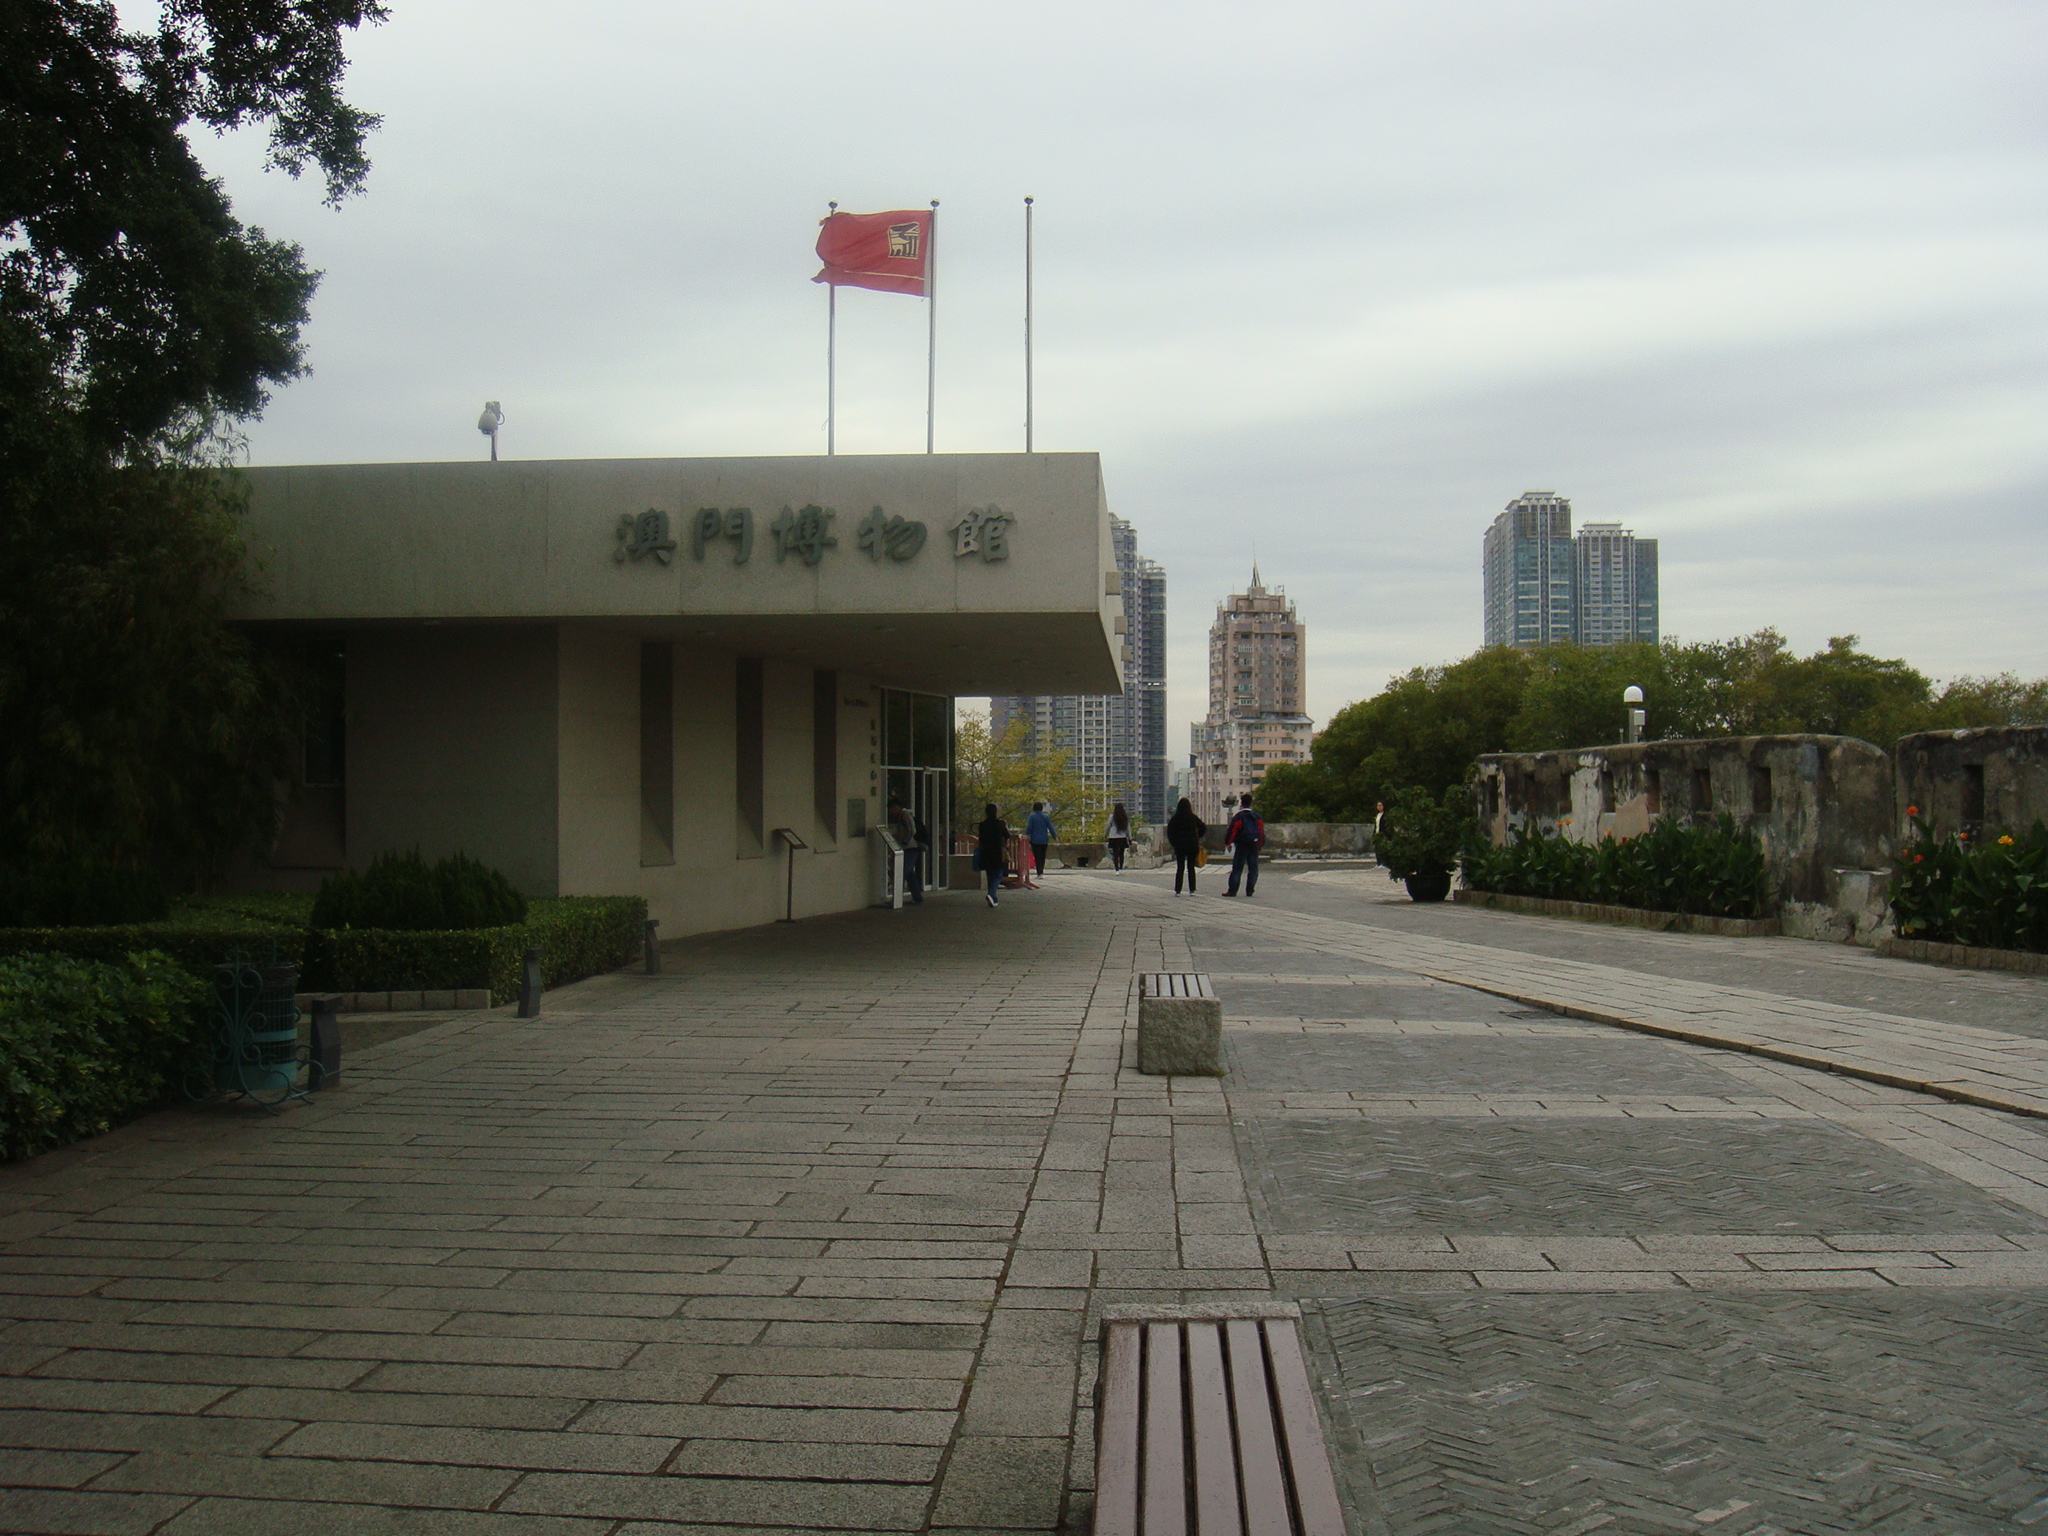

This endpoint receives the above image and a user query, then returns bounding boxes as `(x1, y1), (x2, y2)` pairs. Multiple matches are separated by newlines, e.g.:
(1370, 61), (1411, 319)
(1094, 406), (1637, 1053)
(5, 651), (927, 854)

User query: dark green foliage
(0, 865), (168, 926)
(1464, 815), (1771, 920)
(1372, 786), (1474, 881)
(300, 897), (648, 1005)
(0, 950), (209, 1161)
(0, 466), (303, 874)
(1, 0), (381, 882)
(0, 920), (301, 979)
(312, 851), (528, 933)
(1890, 818), (2048, 954)
(1260, 632), (2048, 824)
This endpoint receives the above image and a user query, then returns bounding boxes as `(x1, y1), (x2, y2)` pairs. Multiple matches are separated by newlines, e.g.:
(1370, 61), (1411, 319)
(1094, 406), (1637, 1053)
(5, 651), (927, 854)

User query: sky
(194, 0), (2048, 751)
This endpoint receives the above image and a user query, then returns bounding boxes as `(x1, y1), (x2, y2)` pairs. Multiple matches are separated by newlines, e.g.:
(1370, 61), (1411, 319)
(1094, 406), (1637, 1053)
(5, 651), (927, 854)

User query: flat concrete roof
(234, 452), (1125, 697)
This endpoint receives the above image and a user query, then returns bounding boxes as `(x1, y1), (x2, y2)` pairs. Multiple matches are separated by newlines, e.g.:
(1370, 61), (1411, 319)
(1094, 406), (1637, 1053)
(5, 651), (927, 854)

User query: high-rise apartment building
(1481, 492), (1658, 649)
(1189, 570), (1311, 821)
(1573, 521), (1659, 646)
(1482, 491), (1576, 649)
(989, 515), (1169, 819)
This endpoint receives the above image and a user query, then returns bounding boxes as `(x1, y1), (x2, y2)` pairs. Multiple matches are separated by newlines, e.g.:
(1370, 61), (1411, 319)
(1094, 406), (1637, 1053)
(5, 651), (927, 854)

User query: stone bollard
(644, 918), (661, 975)
(1137, 974), (1224, 1076)
(517, 946), (543, 1018)
(308, 995), (342, 1090)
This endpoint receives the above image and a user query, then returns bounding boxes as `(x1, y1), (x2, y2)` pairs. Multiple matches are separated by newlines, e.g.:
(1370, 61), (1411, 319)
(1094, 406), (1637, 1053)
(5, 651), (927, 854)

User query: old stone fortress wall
(1473, 725), (2048, 943)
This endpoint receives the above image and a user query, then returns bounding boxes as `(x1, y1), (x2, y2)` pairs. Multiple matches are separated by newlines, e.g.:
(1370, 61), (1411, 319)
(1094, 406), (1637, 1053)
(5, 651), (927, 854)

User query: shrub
(1463, 814), (1770, 920)
(301, 896), (647, 1004)
(0, 866), (169, 927)
(312, 850), (527, 932)
(1374, 785), (1474, 881)
(0, 951), (210, 1161)
(1890, 816), (2048, 953)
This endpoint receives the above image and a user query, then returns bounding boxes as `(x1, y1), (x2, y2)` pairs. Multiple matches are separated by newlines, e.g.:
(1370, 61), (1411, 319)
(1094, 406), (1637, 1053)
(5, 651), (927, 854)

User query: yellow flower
(1999, 834), (2015, 846)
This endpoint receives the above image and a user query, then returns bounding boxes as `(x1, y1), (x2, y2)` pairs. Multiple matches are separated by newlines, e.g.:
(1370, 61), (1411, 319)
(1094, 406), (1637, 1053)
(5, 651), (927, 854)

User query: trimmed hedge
(301, 897), (647, 1005)
(0, 896), (647, 1008)
(0, 951), (209, 1162)
(0, 920), (302, 977)
(312, 850), (527, 931)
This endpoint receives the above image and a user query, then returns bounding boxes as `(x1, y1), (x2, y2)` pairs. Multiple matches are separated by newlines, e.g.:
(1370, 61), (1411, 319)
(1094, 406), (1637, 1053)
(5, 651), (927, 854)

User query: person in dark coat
(1165, 797), (1206, 895)
(976, 804), (1009, 907)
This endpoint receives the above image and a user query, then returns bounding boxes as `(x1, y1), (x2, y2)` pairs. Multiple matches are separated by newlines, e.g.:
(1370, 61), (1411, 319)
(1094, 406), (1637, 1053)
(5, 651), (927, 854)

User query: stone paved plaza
(4, 869), (2048, 1533)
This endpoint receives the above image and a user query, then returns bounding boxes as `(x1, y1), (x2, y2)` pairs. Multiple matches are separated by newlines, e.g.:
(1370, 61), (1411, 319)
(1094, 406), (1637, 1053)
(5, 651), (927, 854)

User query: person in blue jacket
(1024, 802), (1055, 888)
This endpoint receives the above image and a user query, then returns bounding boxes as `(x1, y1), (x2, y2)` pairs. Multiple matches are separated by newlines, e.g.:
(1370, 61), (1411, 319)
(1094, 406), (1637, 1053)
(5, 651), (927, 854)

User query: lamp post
(1623, 684), (1646, 744)
(477, 401), (504, 461)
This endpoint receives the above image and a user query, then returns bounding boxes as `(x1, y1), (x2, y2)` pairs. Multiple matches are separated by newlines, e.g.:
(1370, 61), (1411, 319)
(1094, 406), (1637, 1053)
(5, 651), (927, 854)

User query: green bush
(1464, 814), (1771, 920)
(1374, 785), (1474, 880)
(312, 850), (527, 932)
(0, 951), (210, 1161)
(0, 866), (169, 927)
(302, 896), (647, 1004)
(0, 921), (301, 978)
(1890, 817), (2048, 953)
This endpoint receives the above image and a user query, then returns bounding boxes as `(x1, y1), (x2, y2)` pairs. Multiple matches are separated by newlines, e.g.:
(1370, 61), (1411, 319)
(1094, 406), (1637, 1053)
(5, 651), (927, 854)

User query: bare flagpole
(1024, 196), (1035, 453)
(925, 199), (939, 455)
(826, 201), (838, 456)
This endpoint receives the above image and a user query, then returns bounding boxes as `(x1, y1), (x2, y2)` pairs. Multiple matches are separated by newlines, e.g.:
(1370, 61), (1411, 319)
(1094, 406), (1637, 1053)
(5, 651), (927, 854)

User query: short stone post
(1137, 973), (1224, 1076)
(643, 918), (661, 975)
(308, 995), (342, 1090)
(517, 946), (543, 1018)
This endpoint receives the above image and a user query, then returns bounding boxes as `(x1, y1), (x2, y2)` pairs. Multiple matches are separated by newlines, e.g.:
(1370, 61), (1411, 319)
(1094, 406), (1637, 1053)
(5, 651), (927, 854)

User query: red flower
(1906, 805), (1919, 817)
(1913, 854), (1925, 863)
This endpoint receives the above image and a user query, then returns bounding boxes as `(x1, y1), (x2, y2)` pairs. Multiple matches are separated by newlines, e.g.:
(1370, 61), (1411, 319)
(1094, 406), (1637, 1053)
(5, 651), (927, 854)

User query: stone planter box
(1454, 888), (1780, 938)
(1875, 937), (2048, 977)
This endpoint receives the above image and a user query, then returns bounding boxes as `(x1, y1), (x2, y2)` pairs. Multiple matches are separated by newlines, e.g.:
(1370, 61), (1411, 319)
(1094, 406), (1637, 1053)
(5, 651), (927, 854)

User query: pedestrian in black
(1223, 792), (1265, 897)
(976, 803), (1009, 907)
(1165, 797), (1206, 895)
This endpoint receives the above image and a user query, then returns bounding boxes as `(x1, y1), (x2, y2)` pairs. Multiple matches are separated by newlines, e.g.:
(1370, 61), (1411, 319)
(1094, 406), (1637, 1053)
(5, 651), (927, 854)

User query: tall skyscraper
(989, 514), (1169, 819)
(1573, 521), (1659, 646)
(1482, 491), (1576, 649)
(1189, 569), (1311, 821)
(1482, 492), (1659, 649)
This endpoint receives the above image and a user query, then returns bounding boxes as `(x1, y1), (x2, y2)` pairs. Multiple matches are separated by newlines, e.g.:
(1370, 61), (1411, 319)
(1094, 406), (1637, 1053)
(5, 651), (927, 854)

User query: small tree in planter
(1375, 785), (1474, 902)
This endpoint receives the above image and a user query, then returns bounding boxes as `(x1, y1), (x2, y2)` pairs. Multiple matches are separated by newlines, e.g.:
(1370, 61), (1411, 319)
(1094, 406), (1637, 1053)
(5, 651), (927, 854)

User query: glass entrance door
(881, 690), (952, 891)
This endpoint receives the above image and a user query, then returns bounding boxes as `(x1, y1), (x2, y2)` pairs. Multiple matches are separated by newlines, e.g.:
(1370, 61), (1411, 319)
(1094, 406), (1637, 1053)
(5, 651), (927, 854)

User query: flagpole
(826, 201), (838, 457)
(926, 199), (939, 455)
(1024, 196), (1034, 453)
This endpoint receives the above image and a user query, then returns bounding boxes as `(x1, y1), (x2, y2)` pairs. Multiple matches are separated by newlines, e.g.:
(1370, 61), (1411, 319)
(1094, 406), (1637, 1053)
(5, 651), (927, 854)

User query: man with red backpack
(1222, 793), (1265, 898)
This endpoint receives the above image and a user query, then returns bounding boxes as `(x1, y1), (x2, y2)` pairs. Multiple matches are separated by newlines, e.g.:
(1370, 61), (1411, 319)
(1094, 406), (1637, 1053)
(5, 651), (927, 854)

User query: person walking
(887, 795), (923, 904)
(1103, 802), (1132, 872)
(976, 803), (1010, 907)
(1223, 792), (1265, 897)
(1165, 797), (1206, 895)
(1024, 801), (1055, 888)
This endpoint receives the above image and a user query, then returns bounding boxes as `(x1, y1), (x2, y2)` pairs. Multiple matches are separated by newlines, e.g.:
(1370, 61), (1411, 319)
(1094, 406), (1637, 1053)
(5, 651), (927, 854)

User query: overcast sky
(201, 0), (2048, 749)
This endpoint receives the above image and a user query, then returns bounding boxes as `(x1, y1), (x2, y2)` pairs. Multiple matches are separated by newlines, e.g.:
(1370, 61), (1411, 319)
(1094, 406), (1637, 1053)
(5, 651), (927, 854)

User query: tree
(1, 0), (384, 876)
(952, 712), (1125, 835)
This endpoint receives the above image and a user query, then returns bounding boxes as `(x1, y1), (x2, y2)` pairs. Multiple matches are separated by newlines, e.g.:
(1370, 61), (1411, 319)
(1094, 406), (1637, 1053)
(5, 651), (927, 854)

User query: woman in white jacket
(1103, 803), (1132, 873)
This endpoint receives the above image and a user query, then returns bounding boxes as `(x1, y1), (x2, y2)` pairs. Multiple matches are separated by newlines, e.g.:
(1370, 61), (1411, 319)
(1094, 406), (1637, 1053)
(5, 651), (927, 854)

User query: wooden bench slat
(1262, 1319), (1349, 1536)
(1095, 1320), (1143, 1535)
(1225, 1319), (1293, 1536)
(1186, 1322), (1243, 1536)
(1194, 975), (1216, 999)
(1143, 1323), (1188, 1536)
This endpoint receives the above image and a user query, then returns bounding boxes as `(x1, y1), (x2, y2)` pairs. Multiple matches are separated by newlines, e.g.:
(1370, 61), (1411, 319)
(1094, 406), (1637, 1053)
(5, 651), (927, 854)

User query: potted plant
(1374, 785), (1473, 902)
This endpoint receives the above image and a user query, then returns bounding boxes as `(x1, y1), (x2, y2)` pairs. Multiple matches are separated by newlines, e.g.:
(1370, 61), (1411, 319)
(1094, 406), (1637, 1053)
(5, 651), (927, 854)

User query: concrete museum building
(235, 452), (1126, 936)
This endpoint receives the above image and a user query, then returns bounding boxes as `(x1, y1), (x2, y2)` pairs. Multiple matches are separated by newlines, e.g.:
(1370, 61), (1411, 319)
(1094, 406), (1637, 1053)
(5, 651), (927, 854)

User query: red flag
(813, 209), (930, 296)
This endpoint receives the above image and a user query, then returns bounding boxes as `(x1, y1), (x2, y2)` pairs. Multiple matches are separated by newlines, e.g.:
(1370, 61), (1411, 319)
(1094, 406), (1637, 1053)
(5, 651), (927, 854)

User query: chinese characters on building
(617, 504), (1016, 570)
(614, 509), (679, 565)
